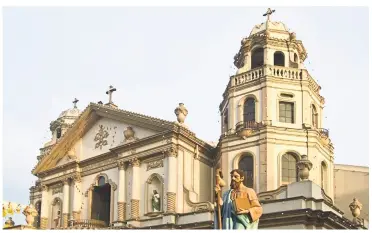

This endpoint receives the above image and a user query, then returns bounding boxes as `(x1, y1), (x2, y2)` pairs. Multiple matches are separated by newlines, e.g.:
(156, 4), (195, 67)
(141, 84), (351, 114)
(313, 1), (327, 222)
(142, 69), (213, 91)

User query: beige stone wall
(199, 161), (212, 202)
(334, 164), (369, 221)
(81, 118), (157, 160)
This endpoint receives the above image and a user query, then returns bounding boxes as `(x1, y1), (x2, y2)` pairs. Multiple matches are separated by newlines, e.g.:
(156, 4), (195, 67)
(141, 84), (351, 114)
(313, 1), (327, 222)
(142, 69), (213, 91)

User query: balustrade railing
(235, 121), (261, 131)
(229, 65), (323, 103)
(267, 65), (302, 80)
(71, 219), (106, 229)
(234, 66), (264, 86)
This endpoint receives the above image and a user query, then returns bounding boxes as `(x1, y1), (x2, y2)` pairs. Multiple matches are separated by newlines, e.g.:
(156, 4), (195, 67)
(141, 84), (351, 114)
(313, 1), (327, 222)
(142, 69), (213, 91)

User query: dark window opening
(238, 155), (254, 188)
(294, 53), (298, 63)
(243, 98), (255, 122)
(251, 48), (264, 69)
(56, 128), (62, 139)
(274, 51), (285, 66)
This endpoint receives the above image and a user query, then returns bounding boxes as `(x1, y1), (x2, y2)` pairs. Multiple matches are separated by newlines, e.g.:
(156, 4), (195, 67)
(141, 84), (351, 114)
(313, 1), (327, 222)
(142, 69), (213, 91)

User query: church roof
(249, 20), (289, 36)
(32, 102), (215, 174)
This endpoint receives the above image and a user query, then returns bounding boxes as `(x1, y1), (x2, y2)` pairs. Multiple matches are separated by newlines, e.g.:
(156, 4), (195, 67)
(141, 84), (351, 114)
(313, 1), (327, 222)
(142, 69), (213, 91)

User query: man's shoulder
(241, 186), (257, 194)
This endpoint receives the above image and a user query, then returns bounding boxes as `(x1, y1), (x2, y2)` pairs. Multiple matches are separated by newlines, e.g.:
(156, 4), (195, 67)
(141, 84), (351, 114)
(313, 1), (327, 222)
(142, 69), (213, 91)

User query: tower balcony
(235, 121), (262, 138)
(222, 65), (324, 104)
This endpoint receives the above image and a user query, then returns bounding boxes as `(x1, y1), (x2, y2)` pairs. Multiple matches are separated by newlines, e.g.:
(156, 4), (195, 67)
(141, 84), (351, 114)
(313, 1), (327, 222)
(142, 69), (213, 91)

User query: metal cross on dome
(263, 8), (275, 21)
(72, 98), (79, 108)
(106, 85), (117, 104)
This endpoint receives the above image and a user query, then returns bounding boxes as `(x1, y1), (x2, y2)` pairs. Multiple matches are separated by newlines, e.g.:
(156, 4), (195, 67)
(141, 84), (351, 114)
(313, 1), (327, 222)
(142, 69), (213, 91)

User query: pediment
(33, 103), (174, 174)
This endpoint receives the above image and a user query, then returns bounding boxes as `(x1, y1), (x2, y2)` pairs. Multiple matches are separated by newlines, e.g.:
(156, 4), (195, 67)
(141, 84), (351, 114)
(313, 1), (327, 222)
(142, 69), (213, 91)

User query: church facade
(29, 10), (368, 230)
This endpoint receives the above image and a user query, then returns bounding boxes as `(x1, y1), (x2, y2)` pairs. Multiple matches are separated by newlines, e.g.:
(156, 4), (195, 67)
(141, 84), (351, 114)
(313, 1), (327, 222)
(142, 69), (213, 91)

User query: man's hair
(230, 169), (245, 179)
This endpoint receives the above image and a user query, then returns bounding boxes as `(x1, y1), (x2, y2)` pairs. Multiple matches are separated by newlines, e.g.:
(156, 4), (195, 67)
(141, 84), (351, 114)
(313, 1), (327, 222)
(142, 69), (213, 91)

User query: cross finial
(72, 98), (79, 108)
(263, 8), (275, 22)
(106, 85), (117, 104)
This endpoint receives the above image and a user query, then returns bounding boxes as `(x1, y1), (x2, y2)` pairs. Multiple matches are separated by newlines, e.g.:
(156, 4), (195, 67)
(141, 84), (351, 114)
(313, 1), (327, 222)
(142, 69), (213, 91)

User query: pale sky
(2, 7), (369, 224)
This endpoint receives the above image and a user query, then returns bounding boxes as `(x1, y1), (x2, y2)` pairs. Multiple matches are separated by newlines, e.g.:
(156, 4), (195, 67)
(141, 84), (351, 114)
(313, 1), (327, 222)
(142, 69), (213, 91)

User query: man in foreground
(215, 169), (263, 229)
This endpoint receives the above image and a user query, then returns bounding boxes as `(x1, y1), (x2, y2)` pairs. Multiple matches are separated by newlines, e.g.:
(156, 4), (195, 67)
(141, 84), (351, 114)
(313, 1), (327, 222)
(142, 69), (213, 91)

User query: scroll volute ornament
(349, 198), (362, 219)
(174, 103), (188, 124)
(297, 155), (313, 180)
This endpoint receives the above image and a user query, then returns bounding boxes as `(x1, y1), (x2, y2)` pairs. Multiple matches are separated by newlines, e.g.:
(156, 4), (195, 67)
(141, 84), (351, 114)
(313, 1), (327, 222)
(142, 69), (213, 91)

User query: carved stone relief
(147, 160), (164, 171)
(94, 125), (109, 149)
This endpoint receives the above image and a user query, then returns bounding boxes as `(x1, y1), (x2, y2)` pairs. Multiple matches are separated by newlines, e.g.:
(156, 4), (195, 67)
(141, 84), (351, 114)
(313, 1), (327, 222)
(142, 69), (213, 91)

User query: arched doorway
(91, 176), (111, 226)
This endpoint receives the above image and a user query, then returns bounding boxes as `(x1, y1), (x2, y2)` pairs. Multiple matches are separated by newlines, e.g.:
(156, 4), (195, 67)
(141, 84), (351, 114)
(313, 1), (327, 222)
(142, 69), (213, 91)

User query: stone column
(129, 158), (140, 220)
(117, 161), (126, 222)
(62, 179), (70, 228)
(165, 148), (177, 213)
(72, 176), (82, 221)
(40, 185), (49, 229)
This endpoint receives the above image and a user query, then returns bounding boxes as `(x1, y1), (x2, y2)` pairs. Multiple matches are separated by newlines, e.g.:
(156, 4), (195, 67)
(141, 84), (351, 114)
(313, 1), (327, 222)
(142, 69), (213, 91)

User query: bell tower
(217, 9), (335, 201)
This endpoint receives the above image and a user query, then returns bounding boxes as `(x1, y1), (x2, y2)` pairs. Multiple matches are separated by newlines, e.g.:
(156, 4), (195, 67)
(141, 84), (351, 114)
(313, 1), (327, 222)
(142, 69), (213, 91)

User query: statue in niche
(151, 190), (161, 212)
(53, 210), (61, 229)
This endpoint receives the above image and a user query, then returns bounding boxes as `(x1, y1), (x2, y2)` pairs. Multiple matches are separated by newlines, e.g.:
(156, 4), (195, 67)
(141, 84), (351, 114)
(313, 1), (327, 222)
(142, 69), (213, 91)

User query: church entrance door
(91, 183), (111, 226)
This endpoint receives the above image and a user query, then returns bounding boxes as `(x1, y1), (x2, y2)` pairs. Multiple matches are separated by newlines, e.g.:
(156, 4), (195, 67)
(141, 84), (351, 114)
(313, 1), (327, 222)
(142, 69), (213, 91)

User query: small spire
(72, 98), (79, 108)
(263, 8), (275, 22)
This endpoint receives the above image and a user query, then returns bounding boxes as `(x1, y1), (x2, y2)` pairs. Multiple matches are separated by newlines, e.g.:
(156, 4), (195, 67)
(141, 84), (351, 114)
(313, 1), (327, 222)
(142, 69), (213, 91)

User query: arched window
(98, 176), (106, 186)
(274, 51), (285, 66)
(56, 128), (62, 139)
(223, 109), (228, 133)
(238, 155), (254, 188)
(251, 48), (264, 69)
(312, 105), (318, 128)
(321, 161), (327, 190)
(243, 98), (255, 123)
(294, 53), (298, 63)
(281, 153), (298, 184)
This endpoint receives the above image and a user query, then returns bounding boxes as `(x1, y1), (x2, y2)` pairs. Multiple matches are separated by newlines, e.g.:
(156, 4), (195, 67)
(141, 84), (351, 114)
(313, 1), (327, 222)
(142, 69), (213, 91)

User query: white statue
(151, 190), (160, 212)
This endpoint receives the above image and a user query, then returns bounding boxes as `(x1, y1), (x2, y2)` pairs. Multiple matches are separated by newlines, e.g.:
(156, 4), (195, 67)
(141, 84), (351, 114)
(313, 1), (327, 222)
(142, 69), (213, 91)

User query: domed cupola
(48, 98), (81, 145)
(234, 8), (307, 75)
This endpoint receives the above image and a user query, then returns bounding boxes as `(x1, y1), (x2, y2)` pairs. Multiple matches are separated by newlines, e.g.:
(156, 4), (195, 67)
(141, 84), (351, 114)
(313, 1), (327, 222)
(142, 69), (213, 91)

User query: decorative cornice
(146, 160), (164, 171)
(128, 157), (141, 167)
(72, 174), (82, 183)
(51, 183), (63, 195)
(62, 178), (70, 185)
(117, 160), (126, 170)
(41, 185), (49, 192)
(164, 146), (178, 158)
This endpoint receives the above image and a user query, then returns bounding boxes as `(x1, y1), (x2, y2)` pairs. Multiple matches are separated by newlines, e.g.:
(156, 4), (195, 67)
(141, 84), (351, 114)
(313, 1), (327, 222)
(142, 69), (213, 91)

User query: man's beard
(230, 180), (240, 190)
